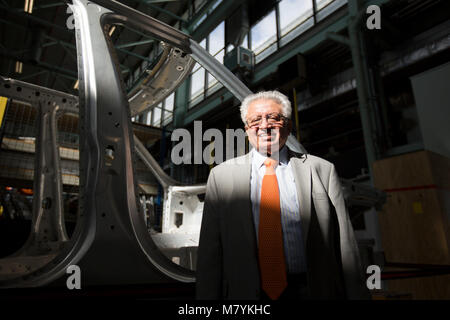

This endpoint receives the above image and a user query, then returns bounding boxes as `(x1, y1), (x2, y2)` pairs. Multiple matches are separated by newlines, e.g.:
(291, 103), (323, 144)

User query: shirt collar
(252, 145), (289, 169)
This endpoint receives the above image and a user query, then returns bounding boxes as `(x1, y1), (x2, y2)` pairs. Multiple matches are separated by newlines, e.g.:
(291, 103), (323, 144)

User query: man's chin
(256, 142), (281, 154)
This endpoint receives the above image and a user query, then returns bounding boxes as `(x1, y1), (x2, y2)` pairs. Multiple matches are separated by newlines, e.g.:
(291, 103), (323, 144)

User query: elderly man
(196, 91), (369, 300)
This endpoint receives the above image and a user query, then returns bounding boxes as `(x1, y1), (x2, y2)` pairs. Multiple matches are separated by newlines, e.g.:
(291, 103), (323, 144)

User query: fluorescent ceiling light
(28, 0), (34, 13)
(109, 26), (116, 36)
(15, 61), (23, 74)
(24, 0), (34, 13)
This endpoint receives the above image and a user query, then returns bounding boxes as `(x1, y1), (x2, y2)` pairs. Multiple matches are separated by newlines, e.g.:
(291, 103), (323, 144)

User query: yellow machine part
(0, 96), (7, 127)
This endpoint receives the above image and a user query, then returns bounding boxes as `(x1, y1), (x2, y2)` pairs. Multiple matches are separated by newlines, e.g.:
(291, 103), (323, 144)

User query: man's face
(245, 98), (291, 155)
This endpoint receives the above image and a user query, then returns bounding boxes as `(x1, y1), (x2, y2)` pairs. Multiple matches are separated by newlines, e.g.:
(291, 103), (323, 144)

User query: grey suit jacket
(196, 149), (370, 300)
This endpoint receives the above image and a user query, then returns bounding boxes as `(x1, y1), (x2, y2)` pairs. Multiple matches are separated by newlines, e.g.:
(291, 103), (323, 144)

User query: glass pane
(190, 67), (205, 99)
(146, 111), (152, 125)
(214, 49), (224, 63)
(279, 0), (313, 36)
(250, 10), (276, 54)
(164, 110), (172, 120)
(209, 21), (225, 55)
(207, 72), (217, 88)
(315, 0), (334, 11)
(152, 106), (161, 127)
(200, 38), (206, 49)
(192, 40), (206, 73)
(165, 92), (175, 112)
(163, 113), (173, 126)
(241, 34), (248, 49)
(192, 62), (201, 72)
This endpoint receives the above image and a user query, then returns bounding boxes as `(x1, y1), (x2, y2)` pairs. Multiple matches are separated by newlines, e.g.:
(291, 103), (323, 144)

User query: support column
(347, 0), (381, 177)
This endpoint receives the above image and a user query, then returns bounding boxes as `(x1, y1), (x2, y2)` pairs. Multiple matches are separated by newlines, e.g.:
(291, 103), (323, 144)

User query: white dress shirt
(250, 146), (307, 274)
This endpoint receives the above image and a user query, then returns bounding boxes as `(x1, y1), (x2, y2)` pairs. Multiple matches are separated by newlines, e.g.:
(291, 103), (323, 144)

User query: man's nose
(258, 117), (270, 129)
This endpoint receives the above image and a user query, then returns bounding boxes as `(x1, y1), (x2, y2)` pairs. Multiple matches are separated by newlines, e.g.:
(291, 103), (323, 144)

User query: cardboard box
(373, 150), (450, 265)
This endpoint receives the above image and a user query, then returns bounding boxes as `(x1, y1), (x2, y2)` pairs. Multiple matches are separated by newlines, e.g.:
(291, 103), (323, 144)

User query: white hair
(240, 90), (292, 124)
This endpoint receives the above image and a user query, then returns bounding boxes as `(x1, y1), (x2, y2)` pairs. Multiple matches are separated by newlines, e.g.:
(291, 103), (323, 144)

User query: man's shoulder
(211, 153), (251, 172)
(290, 152), (335, 171)
(305, 154), (334, 167)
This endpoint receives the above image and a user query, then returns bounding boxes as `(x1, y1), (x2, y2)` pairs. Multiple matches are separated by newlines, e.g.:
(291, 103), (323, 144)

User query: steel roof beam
(186, 0), (218, 33)
(116, 47), (154, 62)
(42, 34), (132, 73)
(0, 53), (77, 83)
(136, 0), (187, 23)
(0, 1), (171, 86)
(0, 4), (70, 33)
(116, 38), (155, 49)
(34, 61), (77, 80)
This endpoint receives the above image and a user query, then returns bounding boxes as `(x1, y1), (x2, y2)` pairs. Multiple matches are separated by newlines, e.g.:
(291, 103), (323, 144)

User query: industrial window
(314, 0), (347, 22)
(242, 34), (249, 49)
(191, 0), (224, 31)
(186, 0), (347, 107)
(143, 94), (175, 127)
(315, 0), (335, 11)
(189, 39), (206, 104)
(163, 92), (175, 126)
(152, 104), (162, 127)
(242, 0), (345, 63)
(190, 63), (206, 100)
(250, 10), (277, 56)
(207, 22), (225, 91)
(146, 111), (152, 126)
(189, 21), (226, 105)
(279, 0), (313, 37)
(208, 21), (224, 56)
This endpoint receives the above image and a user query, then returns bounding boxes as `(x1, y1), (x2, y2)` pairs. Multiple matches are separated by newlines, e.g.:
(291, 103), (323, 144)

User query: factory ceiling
(0, 0), (448, 99)
(0, 0), (191, 95)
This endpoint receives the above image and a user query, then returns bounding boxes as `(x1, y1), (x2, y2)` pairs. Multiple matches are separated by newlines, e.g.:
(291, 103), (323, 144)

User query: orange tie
(258, 158), (287, 300)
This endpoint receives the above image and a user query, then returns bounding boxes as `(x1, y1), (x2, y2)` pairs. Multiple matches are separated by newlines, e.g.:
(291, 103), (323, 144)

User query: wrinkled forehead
(247, 98), (282, 117)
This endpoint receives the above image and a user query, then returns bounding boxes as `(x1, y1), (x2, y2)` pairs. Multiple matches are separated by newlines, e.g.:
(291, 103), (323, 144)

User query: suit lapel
(233, 152), (257, 251)
(289, 152), (311, 246)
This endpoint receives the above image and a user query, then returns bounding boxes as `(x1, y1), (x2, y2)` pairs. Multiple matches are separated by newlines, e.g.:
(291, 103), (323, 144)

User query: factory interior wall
(411, 61), (450, 159)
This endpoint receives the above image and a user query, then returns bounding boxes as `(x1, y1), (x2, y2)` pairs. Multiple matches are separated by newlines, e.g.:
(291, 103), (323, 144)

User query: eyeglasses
(246, 112), (287, 129)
